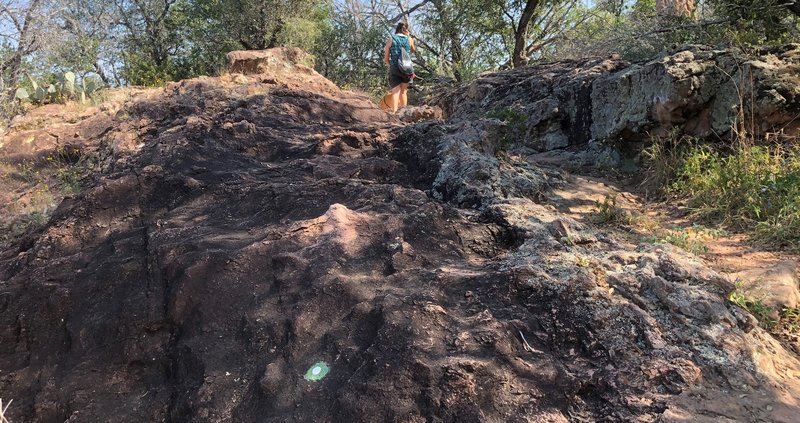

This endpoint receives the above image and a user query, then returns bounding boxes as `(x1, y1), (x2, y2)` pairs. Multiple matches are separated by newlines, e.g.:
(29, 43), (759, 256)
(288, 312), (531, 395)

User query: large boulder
(437, 45), (800, 154)
(733, 260), (800, 310)
(226, 47), (311, 75)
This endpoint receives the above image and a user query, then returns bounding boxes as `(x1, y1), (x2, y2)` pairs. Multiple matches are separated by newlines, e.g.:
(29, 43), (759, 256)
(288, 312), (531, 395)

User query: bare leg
(387, 85), (402, 112)
(399, 83), (409, 109)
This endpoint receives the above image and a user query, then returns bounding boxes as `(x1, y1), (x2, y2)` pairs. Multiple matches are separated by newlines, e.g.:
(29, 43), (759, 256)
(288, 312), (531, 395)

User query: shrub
(670, 143), (800, 250)
(641, 130), (696, 195)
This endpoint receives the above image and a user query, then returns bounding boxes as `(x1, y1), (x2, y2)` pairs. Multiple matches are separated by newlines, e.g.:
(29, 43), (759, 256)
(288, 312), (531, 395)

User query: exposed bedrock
(0, 48), (798, 422)
(437, 44), (800, 154)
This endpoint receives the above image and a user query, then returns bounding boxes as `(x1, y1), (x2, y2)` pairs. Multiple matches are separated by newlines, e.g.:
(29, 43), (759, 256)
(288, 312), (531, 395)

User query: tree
(0, 0), (47, 90)
(656, 0), (694, 17)
(511, 0), (541, 67)
(708, 0), (800, 43)
(51, 0), (120, 84)
(482, 0), (589, 67)
(113, 0), (184, 85)
(313, 0), (387, 93)
(199, 0), (322, 51)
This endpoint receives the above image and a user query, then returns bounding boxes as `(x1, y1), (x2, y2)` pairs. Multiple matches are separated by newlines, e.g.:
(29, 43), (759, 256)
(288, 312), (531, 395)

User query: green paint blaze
(304, 362), (330, 381)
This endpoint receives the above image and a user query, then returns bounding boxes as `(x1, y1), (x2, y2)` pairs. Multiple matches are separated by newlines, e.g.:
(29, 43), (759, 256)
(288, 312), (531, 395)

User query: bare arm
(409, 37), (416, 53)
(384, 37), (392, 65)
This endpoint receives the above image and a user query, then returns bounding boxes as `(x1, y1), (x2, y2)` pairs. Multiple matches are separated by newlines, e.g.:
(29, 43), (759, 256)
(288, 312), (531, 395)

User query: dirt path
(534, 158), (800, 357)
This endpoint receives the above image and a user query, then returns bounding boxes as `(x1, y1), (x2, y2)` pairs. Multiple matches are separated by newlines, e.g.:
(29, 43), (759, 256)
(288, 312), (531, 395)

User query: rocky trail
(1, 48), (799, 422)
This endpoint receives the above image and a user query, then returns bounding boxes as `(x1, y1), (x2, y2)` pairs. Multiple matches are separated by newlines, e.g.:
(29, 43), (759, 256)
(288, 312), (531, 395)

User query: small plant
(650, 228), (709, 255)
(640, 129), (696, 194)
(1, 146), (89, 246)
(15, 72), (101, 105)
(486, 106), (527, 128)
(781, 306), (800, 334)
(589, 193), (624, 224)
(17, 160), (42, 184)
(643, 225), (725, 255)
(575, 255), (591, 267)
(46, 146), (84, 194)
(729, 290), (779, 330)
(486, 106), (527, 150)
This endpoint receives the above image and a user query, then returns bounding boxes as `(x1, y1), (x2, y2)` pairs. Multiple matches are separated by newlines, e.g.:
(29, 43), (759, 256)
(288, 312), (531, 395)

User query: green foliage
(486, 106), (527, 150)
(645, 226), (710, 255)
(729, 287), (800, 350)
(278, 16), (326, 56)
(707, 0), (800, 44)
(312, 3), (387, 96)
(122, 52), (177, 87)
(729, 290), (779, 329)
(589, 192), (655, 229)
(641, 130), (697, 195)
(15, 72), (101, 104)
(486, 106), (527, 127)
(46, 146), (85, 194)
(670, 143), (800, 250)
(589, 193), (637, 225)
(0, 144), (90, 244)
(591, 193), (622, 224)
(589, 191), (716, 255)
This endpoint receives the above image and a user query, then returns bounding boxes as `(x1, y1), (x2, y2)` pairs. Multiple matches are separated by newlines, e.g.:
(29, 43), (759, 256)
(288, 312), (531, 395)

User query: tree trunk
(2, 0), (43, 89)
(431, 0), (464, 81)
(656, 0), (695, 17)
(511, 0), (541, 68)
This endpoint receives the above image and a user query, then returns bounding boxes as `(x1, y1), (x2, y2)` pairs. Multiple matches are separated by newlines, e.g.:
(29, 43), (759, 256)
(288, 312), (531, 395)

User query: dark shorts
(388, 65), (411, 89)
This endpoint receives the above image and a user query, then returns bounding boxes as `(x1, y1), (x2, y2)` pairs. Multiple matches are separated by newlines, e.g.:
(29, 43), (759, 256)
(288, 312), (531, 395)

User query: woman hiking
(382, 22), (416, 113)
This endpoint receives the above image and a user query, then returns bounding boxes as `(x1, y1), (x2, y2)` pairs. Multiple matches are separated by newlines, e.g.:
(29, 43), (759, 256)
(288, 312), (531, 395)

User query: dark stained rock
(1, 48), (799, 423)
(437, 45), (800, 157)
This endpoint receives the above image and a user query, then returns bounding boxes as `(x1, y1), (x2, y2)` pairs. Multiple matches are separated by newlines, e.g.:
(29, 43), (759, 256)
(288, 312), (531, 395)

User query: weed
(14, 116), (47, 131)
(46, 146), (84, 194)
(17, 160), (42, 184)
(589, 193), (622, 224)
(729, 289), (779, 330)
(560, 235), (576, 246)
(575, 255), (591, 267)
(1, 145), (87, 245)
(778, 307), (800, 347)
(640, 129), (696, 194)
(486, 106), (527, 150)
(589, 193), (658, 230)
(644, 224), (727, 255)
(671, 143), (800, 250)
(647, 228), (709, 255)
(486, 106), (527, 128)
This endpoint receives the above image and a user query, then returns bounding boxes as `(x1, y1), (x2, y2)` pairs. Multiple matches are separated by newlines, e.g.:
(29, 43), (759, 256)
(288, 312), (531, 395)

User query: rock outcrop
(437, 45), (800, 157)
(1, 48), (799, 422)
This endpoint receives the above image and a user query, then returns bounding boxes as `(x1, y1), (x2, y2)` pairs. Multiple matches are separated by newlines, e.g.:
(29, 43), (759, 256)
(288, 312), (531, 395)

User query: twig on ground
(519, 330), (539, 353)
(0, 398), (12, 423)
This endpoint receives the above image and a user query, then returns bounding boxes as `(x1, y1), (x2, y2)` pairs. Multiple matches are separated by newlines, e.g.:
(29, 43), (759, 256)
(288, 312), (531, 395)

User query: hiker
(382, 22), (416, 113)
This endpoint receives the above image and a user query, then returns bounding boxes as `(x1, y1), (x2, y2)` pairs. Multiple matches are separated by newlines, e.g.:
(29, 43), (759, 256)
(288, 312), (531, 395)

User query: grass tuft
(670, 143), (800, 251)
(729, 288), (800, 353)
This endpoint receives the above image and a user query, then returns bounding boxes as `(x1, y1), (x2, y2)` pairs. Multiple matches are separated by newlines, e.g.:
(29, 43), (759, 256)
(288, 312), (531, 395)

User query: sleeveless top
(389, 34), (411, 66)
